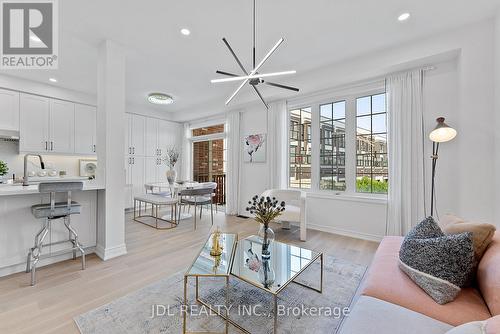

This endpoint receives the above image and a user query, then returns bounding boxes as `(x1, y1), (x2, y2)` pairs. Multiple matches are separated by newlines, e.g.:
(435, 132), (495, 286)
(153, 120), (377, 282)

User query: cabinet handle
(45, 141), (48, 150)
(133, 147), (135, 154)
(50, 142), (53, 151)
(159, 149), (162, 155)
(132, 157), (135, 164)
(128, 147), (131, 154)
(93, 144), (96, 153)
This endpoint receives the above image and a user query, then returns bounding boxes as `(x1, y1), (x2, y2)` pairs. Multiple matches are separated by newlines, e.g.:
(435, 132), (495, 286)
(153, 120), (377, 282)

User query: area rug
(75, 256), (366, 334)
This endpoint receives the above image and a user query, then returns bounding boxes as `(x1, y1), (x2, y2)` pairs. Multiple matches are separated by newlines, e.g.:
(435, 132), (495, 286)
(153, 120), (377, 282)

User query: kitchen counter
(0, 178), (104, 196)
(0, 178), (103, 277)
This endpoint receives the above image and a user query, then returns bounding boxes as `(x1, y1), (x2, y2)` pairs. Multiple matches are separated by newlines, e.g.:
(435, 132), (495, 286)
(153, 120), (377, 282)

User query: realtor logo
(0, 0), (58, 69)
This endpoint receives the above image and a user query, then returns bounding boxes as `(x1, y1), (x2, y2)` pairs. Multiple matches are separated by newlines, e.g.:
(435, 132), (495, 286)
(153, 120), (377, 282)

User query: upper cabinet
(74, 104), (97, 155)
(0, 88), (20, 131)
(19, 92), (96, 155)
(20, 93), (50, 152)
(49, 99), (75, 153)
(130, 114), (145, 156)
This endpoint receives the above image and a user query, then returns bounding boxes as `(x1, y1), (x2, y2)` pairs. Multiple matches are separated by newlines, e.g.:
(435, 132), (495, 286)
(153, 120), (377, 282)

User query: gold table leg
(183, 275), (188, 334)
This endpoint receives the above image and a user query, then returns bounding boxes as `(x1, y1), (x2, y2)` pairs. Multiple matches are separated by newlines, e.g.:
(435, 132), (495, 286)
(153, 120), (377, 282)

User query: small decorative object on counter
(246, 195), (286, 257)
(164, 146), (180, 185)
(0, 160), (8, 183)
(210, 227), (224, 257)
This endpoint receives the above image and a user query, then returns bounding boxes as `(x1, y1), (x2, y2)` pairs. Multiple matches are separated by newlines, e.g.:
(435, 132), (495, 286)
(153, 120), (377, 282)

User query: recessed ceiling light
(398, 12), (411, 21)
(49, 78), (57, 83)
(180, 28), (191, 36)
(148, 93), (174, 105)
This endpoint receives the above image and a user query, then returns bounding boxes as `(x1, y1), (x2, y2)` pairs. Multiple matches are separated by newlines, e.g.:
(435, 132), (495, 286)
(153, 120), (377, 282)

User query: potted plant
(164, 146), (180, 185)
(246, 195), (285, 257)
(0, 160), (8, 183)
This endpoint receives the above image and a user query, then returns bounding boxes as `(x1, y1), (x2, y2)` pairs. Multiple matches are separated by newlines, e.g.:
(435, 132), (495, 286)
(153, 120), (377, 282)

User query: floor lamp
(429, 117), (457, 217)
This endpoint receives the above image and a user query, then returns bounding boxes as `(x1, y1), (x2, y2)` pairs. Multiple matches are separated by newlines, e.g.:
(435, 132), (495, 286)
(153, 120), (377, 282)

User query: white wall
(0, 141), (93, 178)
(234, 18), (498, 241)
(495, 12), (500, 228)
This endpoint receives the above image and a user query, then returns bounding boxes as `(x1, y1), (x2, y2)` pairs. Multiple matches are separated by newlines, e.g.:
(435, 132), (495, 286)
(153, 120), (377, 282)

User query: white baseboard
(308, 223), (384, 242)
(95, 243), (127, 261)
(0, 247), (95, 278)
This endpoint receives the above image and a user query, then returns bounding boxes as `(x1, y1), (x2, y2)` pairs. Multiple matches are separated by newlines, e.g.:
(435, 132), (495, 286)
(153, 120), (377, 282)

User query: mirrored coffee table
(183, 234), (323, 334)
(183, 233), (238, 334)
(230, 235), (323, 333)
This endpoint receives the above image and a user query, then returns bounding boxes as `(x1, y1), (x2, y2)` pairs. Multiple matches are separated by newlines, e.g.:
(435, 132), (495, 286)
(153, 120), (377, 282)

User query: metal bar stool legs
(26, 218), (50, 286)
(64, 216), (86, 270)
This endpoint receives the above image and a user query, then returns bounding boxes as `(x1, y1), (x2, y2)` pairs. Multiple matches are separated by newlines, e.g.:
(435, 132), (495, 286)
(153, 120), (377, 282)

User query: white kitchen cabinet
(145, 156), (168, 184)
(124, 155), (145, 208)
(124, 113), (131, 156)
(20, 93), (50, 152)
(145, 117), (159, 157)
(49, 99), (75, 153)
(20, 93), (93, 154)
(130, 114), (145, 156)
(74, 104), (97, 155)
(124, 114), (182, 208)
(0, 88), (19, 131)
(145, 156), (158, 183)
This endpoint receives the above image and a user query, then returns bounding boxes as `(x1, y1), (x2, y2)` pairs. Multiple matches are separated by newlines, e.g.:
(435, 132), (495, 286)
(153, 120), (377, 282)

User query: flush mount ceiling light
(398, 12), (411, 21)
(211, 0), (299, 110)
(180, 28), (191, 36)
(49, 78), (57, 83)
(147, 93), (174, 105)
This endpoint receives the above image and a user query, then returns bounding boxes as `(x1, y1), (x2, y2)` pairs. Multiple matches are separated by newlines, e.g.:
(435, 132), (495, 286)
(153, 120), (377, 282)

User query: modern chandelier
(211, 0), (299, 109)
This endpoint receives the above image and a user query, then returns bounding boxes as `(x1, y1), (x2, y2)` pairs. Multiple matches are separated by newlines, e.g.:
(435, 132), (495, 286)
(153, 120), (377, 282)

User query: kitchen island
(0, 179), (104, 277)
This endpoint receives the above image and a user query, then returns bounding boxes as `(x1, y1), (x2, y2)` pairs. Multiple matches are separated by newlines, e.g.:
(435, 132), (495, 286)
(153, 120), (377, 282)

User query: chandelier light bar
(211, 70), (296, 83)
(213, 0), (299, 109)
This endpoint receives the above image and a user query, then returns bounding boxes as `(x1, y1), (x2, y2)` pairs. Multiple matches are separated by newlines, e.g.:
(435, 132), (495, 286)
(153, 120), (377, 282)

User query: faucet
(23, 154), (45, 186)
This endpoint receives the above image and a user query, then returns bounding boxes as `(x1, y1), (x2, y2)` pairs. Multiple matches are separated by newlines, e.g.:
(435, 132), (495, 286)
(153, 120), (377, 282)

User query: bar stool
(26, 182), (85, 286)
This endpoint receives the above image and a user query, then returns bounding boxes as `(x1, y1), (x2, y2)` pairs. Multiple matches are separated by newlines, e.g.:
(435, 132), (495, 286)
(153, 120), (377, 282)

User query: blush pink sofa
(339, 233), (500, 333)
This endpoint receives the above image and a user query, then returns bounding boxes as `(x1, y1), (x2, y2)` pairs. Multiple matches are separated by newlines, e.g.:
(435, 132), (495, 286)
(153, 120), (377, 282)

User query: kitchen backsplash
(0, 141), (94, 179)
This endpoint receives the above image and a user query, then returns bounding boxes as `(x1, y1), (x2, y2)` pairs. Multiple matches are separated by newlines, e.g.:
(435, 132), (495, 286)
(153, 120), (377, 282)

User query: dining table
(143, 181), (200, 220)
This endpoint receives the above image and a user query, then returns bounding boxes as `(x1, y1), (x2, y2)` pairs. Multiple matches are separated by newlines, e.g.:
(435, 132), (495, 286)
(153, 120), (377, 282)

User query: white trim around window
(287, 80), (387, 199)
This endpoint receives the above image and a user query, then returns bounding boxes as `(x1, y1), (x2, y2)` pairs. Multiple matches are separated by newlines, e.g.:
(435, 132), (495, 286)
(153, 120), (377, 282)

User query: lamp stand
(430, 141), (440, 217)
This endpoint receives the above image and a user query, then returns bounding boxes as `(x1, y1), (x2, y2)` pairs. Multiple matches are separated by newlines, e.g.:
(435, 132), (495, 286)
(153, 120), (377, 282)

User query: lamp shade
(429, 117), (457, 143)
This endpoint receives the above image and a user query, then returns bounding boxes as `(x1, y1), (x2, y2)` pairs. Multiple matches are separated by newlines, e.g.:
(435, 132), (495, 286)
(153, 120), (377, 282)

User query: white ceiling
(1, 0), (500, 119)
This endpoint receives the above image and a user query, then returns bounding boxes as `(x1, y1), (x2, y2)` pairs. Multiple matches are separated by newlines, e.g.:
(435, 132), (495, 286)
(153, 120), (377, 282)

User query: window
(289, 107), (312, 189)
(191, 123), (227, 206)
(356, 93), (388, 193)
(287, 87), (388, 195)
(191, 124), (224, 137)
(320, 101), (346, 191)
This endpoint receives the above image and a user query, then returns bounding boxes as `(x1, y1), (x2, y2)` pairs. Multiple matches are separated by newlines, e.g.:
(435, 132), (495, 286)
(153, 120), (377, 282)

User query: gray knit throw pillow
(399, 217), (475, 304)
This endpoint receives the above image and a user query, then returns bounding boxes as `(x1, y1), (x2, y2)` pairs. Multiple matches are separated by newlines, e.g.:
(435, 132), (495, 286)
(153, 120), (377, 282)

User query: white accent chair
(261, 189), (307, 241)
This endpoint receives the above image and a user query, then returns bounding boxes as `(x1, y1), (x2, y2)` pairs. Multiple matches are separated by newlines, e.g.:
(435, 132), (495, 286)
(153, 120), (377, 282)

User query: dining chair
(178, 186), (216, 230)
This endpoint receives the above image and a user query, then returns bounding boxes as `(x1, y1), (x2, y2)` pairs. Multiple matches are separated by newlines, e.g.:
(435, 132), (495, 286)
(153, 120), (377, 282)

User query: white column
(95, 40), (127, 260)
(495, 12), (500, 227)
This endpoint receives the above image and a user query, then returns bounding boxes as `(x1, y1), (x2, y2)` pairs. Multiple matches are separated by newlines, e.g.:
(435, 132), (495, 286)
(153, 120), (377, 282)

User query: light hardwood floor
(0, 211), (379, 334)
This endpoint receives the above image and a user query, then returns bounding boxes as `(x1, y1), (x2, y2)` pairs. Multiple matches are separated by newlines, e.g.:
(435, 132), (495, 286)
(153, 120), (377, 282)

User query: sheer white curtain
(180, 123), (192, 181)
(386, 69), (427, 236)
(225, 110), (241, 215)
(267, 100), (288, 189)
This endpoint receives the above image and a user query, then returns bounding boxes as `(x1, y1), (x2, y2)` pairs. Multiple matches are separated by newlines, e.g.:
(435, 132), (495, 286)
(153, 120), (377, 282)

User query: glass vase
(166, 168), (177, 185)
(258, 258), (275, 288)
(258, 224), (275, 259)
